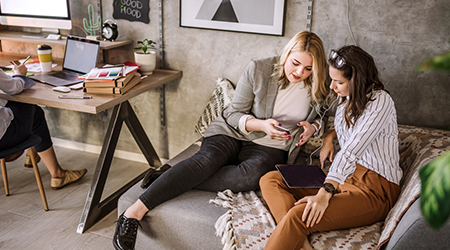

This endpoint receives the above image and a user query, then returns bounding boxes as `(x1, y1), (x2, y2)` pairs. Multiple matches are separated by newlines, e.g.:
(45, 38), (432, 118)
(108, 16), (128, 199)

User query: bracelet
(311, 123), (319, 137)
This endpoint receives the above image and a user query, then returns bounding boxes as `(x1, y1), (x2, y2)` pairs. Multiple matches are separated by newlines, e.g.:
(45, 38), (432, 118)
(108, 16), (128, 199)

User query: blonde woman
(113, 31), (329, 250)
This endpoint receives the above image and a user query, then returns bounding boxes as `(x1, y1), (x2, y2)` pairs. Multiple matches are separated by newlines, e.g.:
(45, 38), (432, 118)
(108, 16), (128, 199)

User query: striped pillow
(194, 78), (235, 136)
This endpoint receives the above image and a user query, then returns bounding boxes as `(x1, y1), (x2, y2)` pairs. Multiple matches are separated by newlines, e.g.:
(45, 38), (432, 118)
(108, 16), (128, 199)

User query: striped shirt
(326, 90), (403, 185)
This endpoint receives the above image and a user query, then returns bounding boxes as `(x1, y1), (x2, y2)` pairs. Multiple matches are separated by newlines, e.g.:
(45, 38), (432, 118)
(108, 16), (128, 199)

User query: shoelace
(119, 216), (141, 238)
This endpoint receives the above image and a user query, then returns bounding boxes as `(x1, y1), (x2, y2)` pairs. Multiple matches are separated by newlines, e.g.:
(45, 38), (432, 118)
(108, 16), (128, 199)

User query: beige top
(241, 81), (312, 150)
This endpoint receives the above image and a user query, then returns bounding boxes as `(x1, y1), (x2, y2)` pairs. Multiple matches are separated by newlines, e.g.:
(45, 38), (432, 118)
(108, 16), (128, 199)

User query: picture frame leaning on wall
(180, 0), (286, 36)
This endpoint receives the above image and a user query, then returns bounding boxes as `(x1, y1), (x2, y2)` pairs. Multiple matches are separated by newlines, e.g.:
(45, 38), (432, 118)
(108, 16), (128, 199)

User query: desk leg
(77, 101), (161, 234)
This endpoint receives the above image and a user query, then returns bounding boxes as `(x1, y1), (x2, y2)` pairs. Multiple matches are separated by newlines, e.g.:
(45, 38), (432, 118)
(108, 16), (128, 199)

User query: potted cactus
(134, 39), (157, 75)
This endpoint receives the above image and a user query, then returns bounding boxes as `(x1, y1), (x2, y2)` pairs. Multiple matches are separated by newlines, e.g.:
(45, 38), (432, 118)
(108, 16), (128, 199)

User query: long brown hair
(272, 31), (328, 106)
(328, 45), (385, 128)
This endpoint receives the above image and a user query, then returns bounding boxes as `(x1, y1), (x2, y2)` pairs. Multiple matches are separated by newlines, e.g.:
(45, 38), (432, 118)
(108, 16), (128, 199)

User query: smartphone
(274, 124), (290, 134)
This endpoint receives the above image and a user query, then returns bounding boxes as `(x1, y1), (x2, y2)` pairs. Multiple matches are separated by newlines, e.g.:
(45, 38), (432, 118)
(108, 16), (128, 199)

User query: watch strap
(321, 183), (335, 196)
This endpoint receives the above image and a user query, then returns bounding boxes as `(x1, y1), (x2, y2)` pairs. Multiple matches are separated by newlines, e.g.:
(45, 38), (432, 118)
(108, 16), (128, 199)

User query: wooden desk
(0, 69), (180, 114)
(0, 55), (182, 233)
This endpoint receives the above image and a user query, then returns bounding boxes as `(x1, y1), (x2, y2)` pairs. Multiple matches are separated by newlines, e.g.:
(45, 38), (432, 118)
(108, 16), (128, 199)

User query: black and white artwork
(180, 0), (286, 36)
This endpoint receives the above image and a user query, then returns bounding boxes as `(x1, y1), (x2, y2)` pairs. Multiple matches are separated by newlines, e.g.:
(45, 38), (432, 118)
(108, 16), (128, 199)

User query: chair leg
(28, 148), (49, 211)
(1, 158), (9, 196)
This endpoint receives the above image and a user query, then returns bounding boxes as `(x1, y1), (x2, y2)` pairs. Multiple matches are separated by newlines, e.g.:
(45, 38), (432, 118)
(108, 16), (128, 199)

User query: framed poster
(180, 0), (286, 36)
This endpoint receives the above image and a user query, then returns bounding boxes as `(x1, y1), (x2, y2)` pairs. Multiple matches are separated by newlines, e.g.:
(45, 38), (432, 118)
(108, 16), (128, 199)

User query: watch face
(322, 183), (335, 195)
(103, 27), (113, 38)
(102, 23), (118, 41)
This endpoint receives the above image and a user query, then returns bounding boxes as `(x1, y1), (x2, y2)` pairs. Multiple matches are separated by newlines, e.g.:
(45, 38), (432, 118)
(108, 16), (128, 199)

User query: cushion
(194, 78), (235, 136)
(302, 116), (335, 154)
(377, 125), (450, 249)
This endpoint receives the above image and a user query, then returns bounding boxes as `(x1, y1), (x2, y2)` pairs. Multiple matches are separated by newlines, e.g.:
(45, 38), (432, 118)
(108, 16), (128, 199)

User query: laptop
(275, 164), (326, 188)
(30, 35), (100, 86)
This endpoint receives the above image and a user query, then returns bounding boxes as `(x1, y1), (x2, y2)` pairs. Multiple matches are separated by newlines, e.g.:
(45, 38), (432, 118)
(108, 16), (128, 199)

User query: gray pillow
(194, 78), (235, 136)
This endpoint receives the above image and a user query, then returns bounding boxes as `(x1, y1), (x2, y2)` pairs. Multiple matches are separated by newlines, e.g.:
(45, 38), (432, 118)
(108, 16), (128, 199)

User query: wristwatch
(321, 183), (335, 196)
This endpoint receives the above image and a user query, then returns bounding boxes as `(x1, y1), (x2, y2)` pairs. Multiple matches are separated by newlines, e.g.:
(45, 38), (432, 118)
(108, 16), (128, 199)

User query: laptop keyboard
(51, 71), (78, 80)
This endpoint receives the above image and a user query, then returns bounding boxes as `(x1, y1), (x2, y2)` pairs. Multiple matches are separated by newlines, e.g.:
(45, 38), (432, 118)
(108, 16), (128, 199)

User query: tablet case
(275, 164), (326, 188)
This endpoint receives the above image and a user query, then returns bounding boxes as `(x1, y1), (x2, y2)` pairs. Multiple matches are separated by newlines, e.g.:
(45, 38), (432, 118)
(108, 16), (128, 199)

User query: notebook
(275, 164), (326, 188)
(30, 35), (100, 86)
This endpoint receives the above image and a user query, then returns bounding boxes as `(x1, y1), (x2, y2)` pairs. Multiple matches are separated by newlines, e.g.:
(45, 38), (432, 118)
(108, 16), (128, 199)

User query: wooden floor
(0, 145), (151, 250)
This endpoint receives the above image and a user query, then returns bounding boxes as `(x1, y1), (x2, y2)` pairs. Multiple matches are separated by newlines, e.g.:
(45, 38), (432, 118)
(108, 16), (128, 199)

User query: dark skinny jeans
(0, 101), (52, 152)
(139, 134), (288, 210)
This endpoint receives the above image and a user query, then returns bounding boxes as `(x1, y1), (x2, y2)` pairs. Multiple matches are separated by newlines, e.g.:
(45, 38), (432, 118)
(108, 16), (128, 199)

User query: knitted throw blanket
(209, 190), (276, 250)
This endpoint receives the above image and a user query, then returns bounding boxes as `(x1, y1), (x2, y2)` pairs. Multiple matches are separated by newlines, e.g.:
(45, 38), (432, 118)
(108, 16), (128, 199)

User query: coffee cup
(37, 44), (52, 73)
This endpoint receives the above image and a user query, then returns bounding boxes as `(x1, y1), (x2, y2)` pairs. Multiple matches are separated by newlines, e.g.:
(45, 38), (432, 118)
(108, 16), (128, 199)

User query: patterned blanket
(210, 190), (275, 250)
(211, 125), (450, 250)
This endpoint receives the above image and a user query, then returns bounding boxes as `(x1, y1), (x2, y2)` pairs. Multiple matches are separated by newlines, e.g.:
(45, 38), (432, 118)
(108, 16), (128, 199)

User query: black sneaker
(113, 213), (141, 250)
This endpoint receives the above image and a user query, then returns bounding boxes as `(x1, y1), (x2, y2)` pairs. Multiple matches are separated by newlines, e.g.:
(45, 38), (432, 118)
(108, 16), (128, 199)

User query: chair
(0, 135), (49, 211)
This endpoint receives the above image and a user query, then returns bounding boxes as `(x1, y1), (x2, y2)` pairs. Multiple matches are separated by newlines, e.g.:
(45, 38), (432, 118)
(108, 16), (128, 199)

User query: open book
(81, 65), (140, 81)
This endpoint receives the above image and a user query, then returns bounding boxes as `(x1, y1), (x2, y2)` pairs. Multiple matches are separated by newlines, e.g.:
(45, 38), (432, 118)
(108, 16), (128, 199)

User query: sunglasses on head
(329, 49), (346, 68)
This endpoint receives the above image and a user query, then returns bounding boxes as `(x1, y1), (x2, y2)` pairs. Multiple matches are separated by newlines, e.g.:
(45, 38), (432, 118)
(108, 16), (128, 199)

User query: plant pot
(134, 51), (156, 75)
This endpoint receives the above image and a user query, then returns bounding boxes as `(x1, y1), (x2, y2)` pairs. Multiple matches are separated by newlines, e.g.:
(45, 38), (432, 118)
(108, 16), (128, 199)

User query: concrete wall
(44, 0), (450, 159)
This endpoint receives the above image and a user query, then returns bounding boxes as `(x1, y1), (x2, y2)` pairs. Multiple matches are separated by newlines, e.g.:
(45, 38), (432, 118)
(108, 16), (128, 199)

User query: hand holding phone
(274, 124), (290, 134)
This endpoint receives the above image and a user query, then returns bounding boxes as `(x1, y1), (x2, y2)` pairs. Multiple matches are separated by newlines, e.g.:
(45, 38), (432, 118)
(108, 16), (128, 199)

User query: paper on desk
(5, 62), (57, 73)
(3, 70), (34, 77)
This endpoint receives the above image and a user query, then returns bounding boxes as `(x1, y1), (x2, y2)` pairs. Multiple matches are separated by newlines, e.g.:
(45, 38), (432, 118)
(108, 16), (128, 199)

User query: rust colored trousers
(260, 164), (400, 250)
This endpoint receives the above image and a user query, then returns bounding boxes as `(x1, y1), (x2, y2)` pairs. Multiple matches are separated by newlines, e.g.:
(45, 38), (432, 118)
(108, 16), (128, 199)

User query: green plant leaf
(416, 51), (450, 72)
(135, 39), (157, 54)
(419, 151), (450, 229)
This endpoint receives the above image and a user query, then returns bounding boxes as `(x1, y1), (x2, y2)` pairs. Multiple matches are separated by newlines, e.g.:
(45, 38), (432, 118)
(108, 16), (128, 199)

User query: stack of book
(82, 65), (141, 95)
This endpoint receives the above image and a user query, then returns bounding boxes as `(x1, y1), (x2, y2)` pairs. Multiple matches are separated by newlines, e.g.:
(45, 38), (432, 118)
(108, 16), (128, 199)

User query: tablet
(275, 164), (326, 188)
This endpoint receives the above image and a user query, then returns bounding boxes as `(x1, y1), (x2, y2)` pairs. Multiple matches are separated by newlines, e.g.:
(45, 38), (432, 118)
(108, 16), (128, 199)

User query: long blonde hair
(272, 31), (328, 106)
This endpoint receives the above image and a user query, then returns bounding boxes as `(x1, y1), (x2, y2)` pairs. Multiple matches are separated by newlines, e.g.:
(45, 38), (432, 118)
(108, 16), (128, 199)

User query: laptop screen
(63, 36), (100, 74)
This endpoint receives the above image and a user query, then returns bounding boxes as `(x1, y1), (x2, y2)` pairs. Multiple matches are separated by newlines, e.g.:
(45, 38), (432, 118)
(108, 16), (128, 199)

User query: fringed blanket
(210, 189), (382, 250)
(209, 190), (276, 250)
(210, 125), (450, 250)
